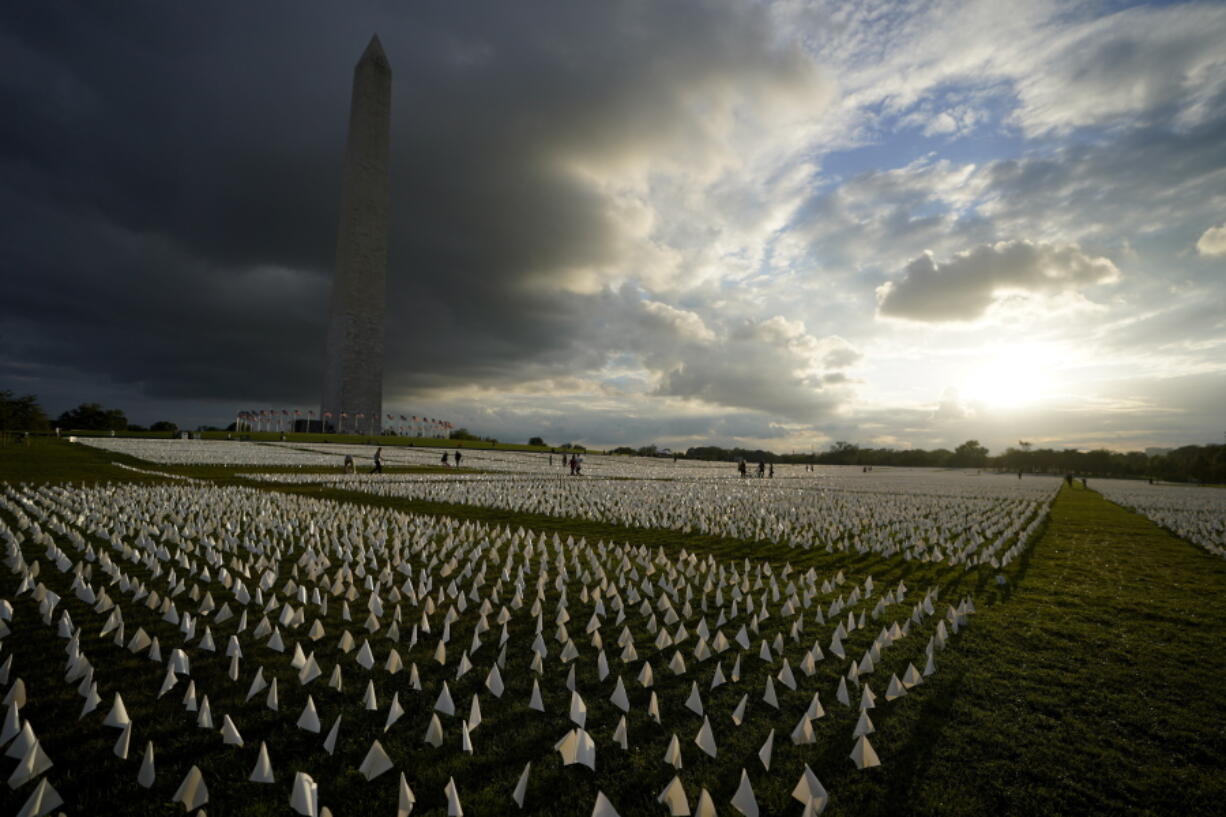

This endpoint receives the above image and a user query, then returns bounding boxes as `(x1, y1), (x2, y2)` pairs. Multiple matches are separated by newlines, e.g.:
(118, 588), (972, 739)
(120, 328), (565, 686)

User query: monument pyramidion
(321, 35), (391, 435)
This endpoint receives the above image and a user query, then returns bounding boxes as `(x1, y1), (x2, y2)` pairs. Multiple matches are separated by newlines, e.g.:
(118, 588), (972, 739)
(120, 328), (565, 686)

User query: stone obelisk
(321, 35), (391, 435)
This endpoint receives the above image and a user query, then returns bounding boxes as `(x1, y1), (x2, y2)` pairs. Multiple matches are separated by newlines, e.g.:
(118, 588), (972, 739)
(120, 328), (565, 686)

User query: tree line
(0, 391), (176, 434)
(680, 439), (1225, 484)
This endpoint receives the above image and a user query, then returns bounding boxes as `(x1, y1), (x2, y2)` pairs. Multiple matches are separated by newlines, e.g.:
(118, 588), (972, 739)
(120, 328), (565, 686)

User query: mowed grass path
(869, 485), (1226, 817)
(1, 442), (1224, 815)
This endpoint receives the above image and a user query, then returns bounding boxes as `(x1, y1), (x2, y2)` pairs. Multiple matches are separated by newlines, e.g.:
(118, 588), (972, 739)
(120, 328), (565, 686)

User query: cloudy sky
(3, 0), (1224, 453)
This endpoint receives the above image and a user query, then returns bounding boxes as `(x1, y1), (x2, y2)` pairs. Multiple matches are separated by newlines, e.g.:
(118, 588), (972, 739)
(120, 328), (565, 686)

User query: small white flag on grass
(15, 777), (62, 817)
(398, 772), (416, 817)
(762, 676), (779, 709)
(663, 733), (683, 769)
(610, 677), (630, 712)
(791, 764), (828, 813)
(570, 691), (587, 727)
(291, 771), (319, 817)
(485, 665), (504, 697)
(8, 739), (52, 788)
(685, 683), (703, 716)
(695, 788), (716, 817)
(250, 741), (275, 783)
(512, 761), (531, 808)
(791, 714), (815, 745)
(221, 714), (243, 746)
(363, 680), (378, 711)
(758, 728), (774, 770)
(323, 714), (341, 754)
(385, 692), (405, 732)
(591, 791), (621, 817)
(424, 713), (444, 747)
(613, 715), (628, 750)
(359, 739), (393, 781)
(468, 694), (482, 731)
(836, 677), (850, 707)
(444, 776), (463, 816)
(173, 765), (208, 811)
(853, 710), (874, 738)
(434, 682), (456, 716)
(731, 694), (747, 726)
(850, 734), (880, 769)
(885, 674), (907, 701)
(102, 693), (129, 728)
(298, 696), (321, 733)
(246, 667), (267, 702)
(657, 776), (690, 816)
(197, 695), (214, 729)
(694, 716), (717, 759)
(555, 728), (596, 770)
(137, 740), (156, 788)
(114, 720), (132, 759)
(526, 678), (544, 712)
(730, 769), (758, 817)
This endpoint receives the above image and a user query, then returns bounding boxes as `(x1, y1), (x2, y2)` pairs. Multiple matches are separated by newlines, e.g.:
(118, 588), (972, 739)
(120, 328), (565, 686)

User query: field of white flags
(75, 439), (1057, 570)
(257, 471), (1052, 569)
(1092, 479), (1226, 557)
(0, 476), (997, 817)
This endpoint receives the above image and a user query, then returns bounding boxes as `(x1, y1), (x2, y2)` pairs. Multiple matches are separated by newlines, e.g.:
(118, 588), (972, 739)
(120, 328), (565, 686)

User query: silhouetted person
(454, 450), (462, 467)
(373, 447), (383, 473)
(738, 460), (747, 478)
(343, 454), (355, 474)
(442, 452), (450, 466)
(757, 460), (766, 478)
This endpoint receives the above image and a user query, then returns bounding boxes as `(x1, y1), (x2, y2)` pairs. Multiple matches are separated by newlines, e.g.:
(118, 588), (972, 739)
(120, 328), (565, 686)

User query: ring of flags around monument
(233, 410), (453, 437)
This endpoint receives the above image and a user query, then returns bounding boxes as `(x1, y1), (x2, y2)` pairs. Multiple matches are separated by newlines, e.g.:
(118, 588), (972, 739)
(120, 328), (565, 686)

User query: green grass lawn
(0, 442), (1223, 815)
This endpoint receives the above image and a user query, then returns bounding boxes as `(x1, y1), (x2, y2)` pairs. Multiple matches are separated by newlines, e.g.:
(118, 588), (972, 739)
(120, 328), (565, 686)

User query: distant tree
(150, 421), (178, 433)
(0, 391), (50, 431)
(825, 441), (861, 465)
(610, 446), (636, 455)
(449, 427), (481, 441)
(637, 444), (659, 457)
(528, 436), (546, 447)
(57, 402), (128, 431)
(126, 424), (148, 432)
(951, 439), (989, 467)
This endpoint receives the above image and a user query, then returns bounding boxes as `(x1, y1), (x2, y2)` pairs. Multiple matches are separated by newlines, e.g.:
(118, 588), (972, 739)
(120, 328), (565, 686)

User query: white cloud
(876, 240), (1120, 322)
(1197, 223), (1226, 256)
(641, 300), (716, 343)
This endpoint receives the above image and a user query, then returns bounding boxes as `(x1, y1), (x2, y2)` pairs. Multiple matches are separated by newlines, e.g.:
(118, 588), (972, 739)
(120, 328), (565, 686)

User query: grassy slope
(882, 485), (1226, 817)
(1, 443), (1224, 815)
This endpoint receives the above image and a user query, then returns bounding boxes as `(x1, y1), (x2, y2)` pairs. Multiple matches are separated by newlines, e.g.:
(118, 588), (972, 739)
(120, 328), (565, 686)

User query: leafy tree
(449, 427), (481, 441)
(528, 436), (546, 447)
(0, 391), (50, 431)
(951, 439), (990, 467)
(57, 402), (128, 431)
(150, 421), (178, 433)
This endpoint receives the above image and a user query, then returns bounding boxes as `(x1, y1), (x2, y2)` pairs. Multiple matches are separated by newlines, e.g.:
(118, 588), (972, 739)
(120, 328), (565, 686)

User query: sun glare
(962, 344), (1059, 409)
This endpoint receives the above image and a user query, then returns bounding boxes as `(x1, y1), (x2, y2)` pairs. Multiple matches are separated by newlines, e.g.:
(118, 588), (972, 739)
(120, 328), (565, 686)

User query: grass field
(1, 439), (1223, 816)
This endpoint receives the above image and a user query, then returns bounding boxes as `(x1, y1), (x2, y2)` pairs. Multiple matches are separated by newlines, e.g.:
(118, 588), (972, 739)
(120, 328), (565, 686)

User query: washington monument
(321, 35), (391, 434)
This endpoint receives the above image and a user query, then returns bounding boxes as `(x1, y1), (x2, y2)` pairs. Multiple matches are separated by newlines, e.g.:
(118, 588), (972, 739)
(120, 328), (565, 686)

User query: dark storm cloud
(0, 0), (818, 413)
